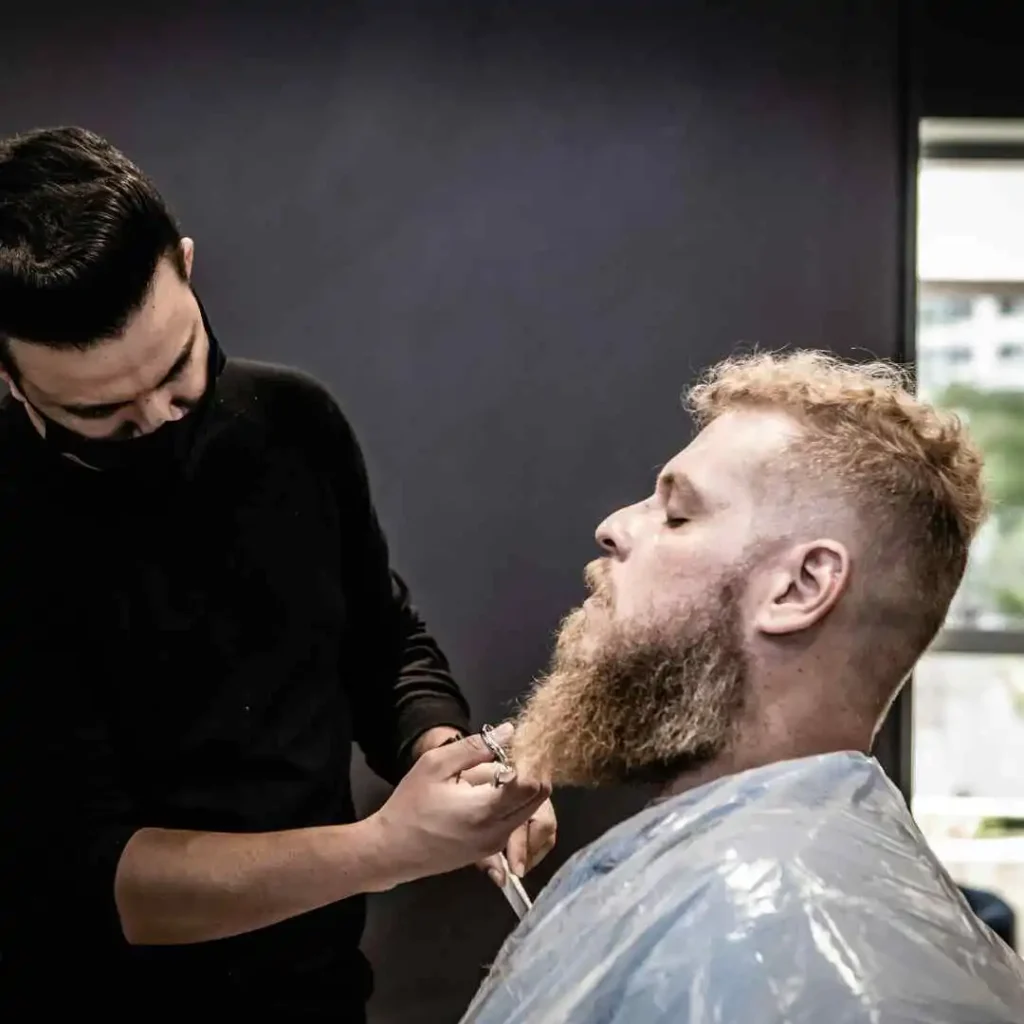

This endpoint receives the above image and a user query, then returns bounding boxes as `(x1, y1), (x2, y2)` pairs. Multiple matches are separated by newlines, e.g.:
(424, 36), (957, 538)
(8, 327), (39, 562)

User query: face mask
(31, 300), (227, 475)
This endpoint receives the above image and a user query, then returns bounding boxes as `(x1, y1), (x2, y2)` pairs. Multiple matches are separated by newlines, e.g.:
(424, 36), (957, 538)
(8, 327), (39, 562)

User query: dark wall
(3, 2), (904, 1021)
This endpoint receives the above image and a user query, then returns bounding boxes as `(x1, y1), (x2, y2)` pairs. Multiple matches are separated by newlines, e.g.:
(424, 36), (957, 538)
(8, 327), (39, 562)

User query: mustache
(583, 559), (612, 604)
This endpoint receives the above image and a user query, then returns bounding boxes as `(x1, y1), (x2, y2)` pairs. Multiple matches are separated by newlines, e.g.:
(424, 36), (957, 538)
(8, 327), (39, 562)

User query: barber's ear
(754, 540), (850, 636)
(181, 237), (195, 279)
(0, 370), (26, 404)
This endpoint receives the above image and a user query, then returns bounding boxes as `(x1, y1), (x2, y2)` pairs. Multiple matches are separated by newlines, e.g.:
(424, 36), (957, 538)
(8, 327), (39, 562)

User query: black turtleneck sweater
(0, 359), (471, 1016)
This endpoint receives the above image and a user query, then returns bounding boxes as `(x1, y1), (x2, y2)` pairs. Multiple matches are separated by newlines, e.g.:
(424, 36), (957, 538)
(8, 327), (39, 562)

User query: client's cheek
(602, 586), (642, 623)
(615, 589), (672, 632)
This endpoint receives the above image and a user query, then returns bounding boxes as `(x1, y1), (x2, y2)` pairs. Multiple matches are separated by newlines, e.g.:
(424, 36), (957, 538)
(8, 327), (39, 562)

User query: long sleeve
(326, 402), (471, 784)
(386, 570), (473, 775)
(0, 607), (140, 959)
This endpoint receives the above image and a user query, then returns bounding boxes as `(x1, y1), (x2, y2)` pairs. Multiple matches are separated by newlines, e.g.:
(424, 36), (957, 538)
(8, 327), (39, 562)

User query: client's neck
(660, 711), (874, 800)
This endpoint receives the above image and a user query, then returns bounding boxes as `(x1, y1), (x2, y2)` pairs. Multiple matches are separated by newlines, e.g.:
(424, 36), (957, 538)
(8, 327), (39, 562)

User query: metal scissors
(480, 723), (534, 920)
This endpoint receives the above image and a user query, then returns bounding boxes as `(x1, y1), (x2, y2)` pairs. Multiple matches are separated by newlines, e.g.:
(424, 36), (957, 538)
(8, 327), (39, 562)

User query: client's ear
(754, 540), (850, 636)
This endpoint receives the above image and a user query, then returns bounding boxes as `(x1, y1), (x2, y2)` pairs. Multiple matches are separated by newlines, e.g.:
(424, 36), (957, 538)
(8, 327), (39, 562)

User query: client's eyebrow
(657, 471), (706, 512)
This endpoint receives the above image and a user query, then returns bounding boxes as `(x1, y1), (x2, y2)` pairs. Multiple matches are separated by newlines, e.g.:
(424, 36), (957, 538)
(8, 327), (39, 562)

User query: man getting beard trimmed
(514, 561), (747, 788)
(461, 350), (1024, 1024)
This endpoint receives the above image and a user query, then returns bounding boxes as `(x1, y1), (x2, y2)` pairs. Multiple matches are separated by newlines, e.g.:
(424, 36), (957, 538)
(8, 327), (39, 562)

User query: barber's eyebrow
(657, 470), (706, 511)
(60, 332), (197, 417)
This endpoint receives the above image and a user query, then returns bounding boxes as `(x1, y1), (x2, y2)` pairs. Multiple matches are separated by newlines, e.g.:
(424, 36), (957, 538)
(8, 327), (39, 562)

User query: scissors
(481, 724), (534, 920)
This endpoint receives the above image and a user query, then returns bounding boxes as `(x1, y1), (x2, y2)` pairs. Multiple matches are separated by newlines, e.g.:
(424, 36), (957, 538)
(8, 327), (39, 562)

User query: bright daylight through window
(913, 122), (1024, 933)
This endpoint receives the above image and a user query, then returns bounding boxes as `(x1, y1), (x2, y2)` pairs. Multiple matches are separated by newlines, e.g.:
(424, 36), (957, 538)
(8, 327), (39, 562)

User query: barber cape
(462, 753), (1024, 1024)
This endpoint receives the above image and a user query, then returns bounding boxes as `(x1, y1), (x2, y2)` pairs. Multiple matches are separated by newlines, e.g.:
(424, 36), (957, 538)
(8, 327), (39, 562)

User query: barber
(0, 125), (556, 1019)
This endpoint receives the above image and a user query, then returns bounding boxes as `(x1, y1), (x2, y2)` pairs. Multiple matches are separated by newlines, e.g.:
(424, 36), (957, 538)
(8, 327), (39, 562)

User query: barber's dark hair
(0, 126), (184, 367)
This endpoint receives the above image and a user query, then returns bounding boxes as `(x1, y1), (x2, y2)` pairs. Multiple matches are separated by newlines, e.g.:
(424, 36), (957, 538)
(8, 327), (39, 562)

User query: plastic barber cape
(462, 753), (1024, 1024)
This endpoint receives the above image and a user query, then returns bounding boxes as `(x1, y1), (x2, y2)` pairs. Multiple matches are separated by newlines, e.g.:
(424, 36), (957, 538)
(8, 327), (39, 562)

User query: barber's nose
(595, 504), (635, 559)
(135, 392), (181, 434)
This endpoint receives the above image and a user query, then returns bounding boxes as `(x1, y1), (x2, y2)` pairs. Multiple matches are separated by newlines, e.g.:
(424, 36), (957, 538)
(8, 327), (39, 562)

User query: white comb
(497, 853), (533, 919)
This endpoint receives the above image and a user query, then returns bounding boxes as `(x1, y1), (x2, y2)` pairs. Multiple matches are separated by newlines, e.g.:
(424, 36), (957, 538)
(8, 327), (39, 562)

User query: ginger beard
(512, 562), (749, 787)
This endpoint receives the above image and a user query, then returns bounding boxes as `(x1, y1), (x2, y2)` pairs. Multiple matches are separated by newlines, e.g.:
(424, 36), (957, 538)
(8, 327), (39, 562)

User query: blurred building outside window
(913, 121), (1024, 941)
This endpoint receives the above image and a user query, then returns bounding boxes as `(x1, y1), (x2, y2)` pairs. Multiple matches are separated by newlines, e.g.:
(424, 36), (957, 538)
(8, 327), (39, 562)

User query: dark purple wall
(3, 3), (904, 1020)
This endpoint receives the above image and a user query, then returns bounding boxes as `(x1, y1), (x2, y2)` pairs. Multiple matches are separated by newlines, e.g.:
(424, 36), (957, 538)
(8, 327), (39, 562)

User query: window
(913, 651), (1024, 919)
(914, 141), (1024, 934)
(996, 342), (1024, 361)
(920, 294), (973, 326)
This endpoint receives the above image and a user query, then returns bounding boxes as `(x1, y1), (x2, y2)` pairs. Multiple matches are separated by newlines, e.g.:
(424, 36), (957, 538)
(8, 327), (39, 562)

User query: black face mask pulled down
(31, 302), (227, 475)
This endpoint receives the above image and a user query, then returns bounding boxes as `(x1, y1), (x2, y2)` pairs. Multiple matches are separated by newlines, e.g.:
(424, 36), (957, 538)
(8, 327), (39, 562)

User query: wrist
(350, 811), (422, 893)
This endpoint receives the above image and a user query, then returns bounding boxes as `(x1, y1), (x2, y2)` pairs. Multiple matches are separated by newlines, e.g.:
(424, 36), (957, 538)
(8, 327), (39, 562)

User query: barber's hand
(480, 797), (557, 887)
(368, 723), (550, 889)
(456, 757), (558, 885)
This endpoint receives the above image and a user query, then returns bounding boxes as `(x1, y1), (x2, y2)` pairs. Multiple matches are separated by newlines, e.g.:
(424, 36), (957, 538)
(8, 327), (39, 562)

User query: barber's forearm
(114, 818), (394, 946)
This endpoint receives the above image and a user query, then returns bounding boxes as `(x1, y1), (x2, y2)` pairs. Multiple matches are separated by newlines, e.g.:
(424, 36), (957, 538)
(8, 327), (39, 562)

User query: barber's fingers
(419, 722), (547, 829)
(506, 823), (530, 881)
(456, 763), (500, 787)
(507, 799), (558, 877)
(421, 723), (515, 780)
(472, 767), (551, 825)
(477, 852), (507, 887)
(451, 747), (551, 825)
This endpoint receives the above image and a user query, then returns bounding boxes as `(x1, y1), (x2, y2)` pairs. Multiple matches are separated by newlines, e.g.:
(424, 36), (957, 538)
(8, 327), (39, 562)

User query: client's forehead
(663, 409), (802, 506)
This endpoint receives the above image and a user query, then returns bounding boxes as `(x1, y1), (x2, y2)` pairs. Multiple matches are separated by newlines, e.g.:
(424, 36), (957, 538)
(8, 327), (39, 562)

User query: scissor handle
(480, 723), (511, 767)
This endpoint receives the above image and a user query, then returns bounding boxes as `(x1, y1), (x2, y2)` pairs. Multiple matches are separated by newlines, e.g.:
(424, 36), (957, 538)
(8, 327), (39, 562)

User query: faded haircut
(685, 349), (988, 688)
